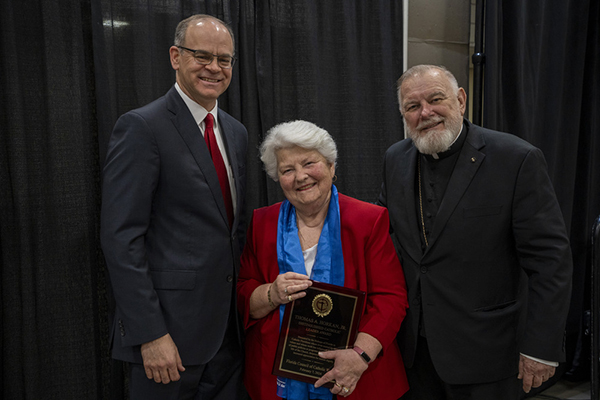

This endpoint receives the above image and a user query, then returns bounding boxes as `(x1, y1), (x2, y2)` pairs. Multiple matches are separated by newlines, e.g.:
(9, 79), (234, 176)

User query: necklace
(417, 157), (429, 247)
(298, 228), (307, 247)
(297, 216), (324, 249)
(298, 226), (317, 250)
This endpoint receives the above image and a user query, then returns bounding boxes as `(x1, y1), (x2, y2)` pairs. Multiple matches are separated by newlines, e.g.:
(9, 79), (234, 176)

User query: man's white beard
(405, 115), (462, 155)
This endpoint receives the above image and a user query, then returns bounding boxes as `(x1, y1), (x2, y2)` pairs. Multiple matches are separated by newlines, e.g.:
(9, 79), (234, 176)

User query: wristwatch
(353, 346), (371, 364)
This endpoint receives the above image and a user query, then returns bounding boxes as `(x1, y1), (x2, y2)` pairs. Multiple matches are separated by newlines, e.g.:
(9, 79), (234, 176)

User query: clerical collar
(422, 122), (466, 161)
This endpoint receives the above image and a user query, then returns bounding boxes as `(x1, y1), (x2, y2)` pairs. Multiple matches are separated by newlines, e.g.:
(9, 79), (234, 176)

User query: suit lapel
(165, 87), (231, 229)
(398, 145), (424, 263)
(217, 114), (241, 232)
(425, 124), (486, 253)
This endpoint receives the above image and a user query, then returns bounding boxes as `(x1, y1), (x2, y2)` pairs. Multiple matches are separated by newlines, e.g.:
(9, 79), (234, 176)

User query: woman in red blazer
(237, 120), (409, 400)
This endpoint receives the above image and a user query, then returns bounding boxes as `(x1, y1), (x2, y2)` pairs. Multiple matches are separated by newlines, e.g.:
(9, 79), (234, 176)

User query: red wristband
(353, 346), (371, 364)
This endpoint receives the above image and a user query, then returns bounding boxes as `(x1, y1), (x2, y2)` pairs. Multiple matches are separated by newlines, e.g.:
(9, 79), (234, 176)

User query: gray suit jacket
(378, 120), (572, 384)
(101, 86), (247, 365)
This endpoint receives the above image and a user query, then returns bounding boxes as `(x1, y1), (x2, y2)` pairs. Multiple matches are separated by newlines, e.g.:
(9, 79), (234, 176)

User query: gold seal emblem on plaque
(312, 293), (333, 317)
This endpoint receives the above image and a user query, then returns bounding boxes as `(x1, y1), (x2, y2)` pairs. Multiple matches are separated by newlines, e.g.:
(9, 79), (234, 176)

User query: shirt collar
(174, 82), (219, 127)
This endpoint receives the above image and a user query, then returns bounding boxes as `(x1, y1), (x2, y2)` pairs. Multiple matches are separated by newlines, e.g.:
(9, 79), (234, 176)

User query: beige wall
(406, 0), (473, 117)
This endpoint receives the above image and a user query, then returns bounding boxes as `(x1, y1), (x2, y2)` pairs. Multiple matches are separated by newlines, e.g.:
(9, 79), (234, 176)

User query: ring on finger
(287, 295), (293, 302)
(335, 382), (342, 389)
(343, 387), (349, 393)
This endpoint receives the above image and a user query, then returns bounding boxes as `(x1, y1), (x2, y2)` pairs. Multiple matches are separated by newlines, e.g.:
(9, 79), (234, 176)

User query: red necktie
(204, 114), (233, 228)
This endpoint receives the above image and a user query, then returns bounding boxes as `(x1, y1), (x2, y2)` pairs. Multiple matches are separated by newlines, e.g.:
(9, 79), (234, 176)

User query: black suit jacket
(101, 86), (247, 365)
(378, 120), (572, 384)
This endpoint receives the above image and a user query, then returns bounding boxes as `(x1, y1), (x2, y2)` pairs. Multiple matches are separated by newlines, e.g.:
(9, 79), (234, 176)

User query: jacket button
(226, 275), (233, 282)
(420, 267), (428, 274)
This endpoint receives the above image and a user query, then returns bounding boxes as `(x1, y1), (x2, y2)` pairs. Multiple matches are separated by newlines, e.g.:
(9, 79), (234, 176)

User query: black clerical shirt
(416, 123), (468, 253)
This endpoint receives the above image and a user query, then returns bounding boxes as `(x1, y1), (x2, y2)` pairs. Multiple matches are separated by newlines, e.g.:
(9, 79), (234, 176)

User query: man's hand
(140, 333), (185, 384)
(518, 355), (555, 393)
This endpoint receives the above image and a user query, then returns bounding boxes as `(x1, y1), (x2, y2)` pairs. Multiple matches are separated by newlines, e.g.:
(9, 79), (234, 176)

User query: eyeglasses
(178, 46), (236, 69)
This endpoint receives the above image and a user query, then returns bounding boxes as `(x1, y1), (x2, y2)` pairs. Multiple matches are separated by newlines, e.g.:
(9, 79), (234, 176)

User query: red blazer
(237, 194), (409, 400)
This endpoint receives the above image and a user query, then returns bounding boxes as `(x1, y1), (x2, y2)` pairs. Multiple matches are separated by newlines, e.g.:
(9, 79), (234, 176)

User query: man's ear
(457, 87), (467, 116)
(169, 46), (181, 71)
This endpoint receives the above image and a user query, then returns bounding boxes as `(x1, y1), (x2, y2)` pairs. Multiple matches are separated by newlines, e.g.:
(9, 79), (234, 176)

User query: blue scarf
(276, 185), (345, 400)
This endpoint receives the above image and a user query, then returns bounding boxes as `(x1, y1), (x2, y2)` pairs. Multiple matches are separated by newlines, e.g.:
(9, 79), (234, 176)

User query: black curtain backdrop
(1, 0), (403, 398)
(483, 0), (600, 393)
(0, 0), (107, 399)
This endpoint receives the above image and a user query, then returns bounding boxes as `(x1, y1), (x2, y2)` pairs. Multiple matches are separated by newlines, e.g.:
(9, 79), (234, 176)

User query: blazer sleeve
(356, 207), (409, 350)
(512, 147), (572, 360)
(101, 111), (168, 347)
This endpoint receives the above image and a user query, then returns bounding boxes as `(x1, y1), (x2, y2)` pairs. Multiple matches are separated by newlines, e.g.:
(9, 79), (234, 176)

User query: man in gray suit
(378, 65), (572, 399)
(101, 14), (248, 399)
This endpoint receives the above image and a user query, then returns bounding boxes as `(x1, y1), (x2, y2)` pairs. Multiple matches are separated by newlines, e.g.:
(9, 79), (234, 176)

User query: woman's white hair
(260, 120), (338, 181)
